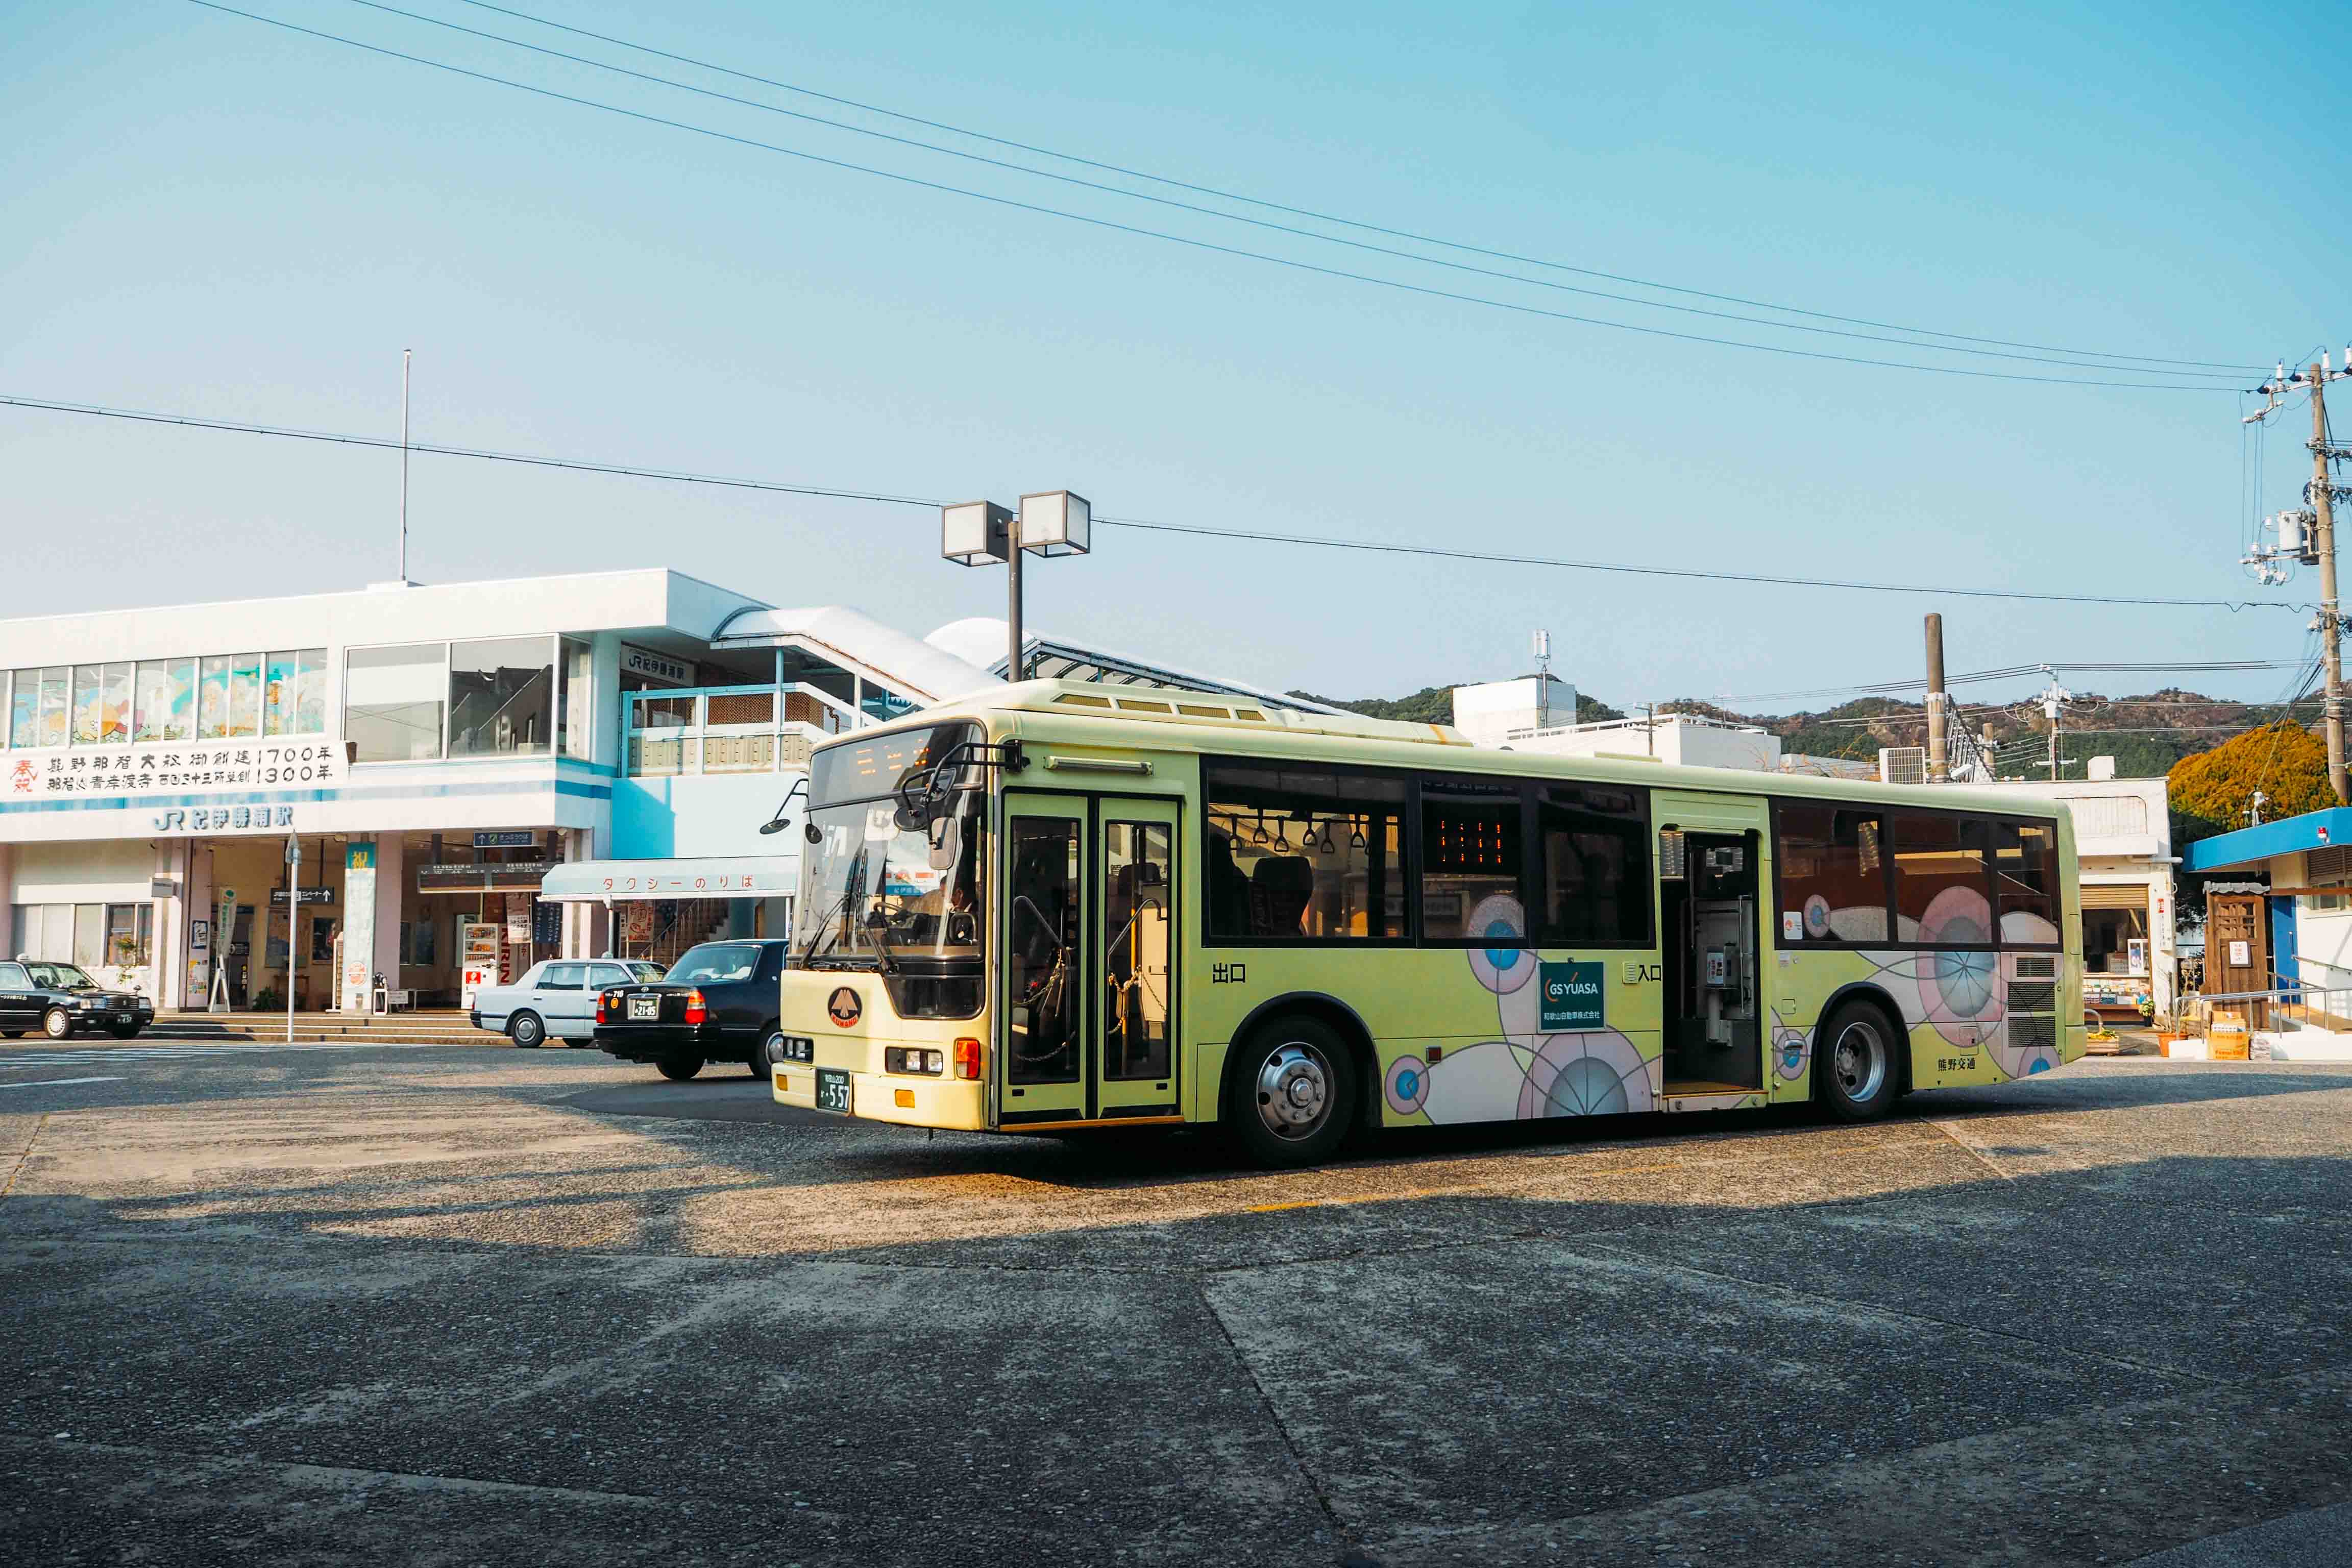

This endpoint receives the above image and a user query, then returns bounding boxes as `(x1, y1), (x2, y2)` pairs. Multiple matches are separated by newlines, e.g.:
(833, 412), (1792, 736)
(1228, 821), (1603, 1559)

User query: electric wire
(182, 1), (2247, 394)
(443, 0), (2265, 376)
(2, 389), (2310, 612)
(328, 0), (2249, 382)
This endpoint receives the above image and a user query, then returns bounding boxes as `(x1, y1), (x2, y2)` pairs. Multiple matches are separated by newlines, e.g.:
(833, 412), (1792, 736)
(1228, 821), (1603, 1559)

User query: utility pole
(2037, 672), (2071, 781)
(2312, 363), (2346, 804)
(398, 349), (411, 583)
(1923, 612), (1949, 783)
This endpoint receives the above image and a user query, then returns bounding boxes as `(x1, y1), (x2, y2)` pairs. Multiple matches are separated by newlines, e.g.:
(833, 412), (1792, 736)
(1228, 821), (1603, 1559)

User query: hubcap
(1254, 1040), (1332, 1141)
(1832, 1020), (1886, 1101)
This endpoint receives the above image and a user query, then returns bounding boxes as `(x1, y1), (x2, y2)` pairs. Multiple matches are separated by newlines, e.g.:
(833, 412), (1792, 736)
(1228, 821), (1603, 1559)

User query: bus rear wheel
(1816, 1002), (1902, 1123)
(1223, 1013), (1357, 1167)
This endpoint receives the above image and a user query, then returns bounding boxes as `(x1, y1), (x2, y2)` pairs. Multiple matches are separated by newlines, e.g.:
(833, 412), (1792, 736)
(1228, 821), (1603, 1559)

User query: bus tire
(1223, 1013), (1358, 1167)
(1816, 1000), (1901, 1122)
(657, 1054), (703, 1082)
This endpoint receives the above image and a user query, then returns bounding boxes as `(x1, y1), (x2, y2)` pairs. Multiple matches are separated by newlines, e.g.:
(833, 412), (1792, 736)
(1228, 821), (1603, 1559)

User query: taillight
(953, 1036), (982, 1081)
(596, 992), (610, 1024)
(683, 988), (707, 1024)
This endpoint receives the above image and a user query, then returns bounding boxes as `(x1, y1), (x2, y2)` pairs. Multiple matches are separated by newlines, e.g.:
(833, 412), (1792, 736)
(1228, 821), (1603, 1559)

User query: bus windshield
(796, 721), (985, 971)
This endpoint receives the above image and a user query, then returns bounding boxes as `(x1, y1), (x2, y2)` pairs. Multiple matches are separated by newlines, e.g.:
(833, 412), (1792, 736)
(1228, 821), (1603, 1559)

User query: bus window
(1420, 777), (1525, 942)
(1774, 803), (1890, 942)
(1534, 783), (1651, 945)
(1204, 762), (1404, 941)
(1992, 819), (2060, 942)
(1890, 813), (1993, 945)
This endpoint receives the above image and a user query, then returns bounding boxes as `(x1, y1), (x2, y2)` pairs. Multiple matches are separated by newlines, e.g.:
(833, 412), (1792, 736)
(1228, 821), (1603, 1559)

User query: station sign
(620, 644), (696, 688)
(474, 830), (537, 848)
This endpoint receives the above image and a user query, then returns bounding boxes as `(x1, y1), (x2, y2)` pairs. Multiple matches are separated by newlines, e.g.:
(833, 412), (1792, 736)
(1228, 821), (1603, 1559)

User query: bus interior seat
(1249, 856), (1315, 937)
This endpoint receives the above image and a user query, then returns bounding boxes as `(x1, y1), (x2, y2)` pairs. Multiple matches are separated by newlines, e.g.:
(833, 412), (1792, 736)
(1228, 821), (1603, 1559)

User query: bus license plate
(628, 995), (659, 1020)
(814, 1067), (852, 1115)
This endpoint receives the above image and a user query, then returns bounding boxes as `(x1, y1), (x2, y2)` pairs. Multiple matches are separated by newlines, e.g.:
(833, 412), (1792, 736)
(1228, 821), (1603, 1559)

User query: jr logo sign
(1537, 961), (1606, 1032)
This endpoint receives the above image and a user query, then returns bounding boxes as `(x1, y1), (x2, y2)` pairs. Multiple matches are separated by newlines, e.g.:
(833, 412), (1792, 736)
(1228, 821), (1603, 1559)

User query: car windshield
(27, 963), (98, 990)
(667, 943), (764, 984)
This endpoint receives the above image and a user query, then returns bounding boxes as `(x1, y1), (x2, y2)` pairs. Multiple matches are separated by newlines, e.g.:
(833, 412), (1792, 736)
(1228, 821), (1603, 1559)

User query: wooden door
(2206, 893), (2269, 1029)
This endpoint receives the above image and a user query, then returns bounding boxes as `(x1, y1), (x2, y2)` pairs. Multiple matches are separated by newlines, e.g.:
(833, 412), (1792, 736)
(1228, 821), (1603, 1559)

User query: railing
(2183, 986), (2352, 1036)
(625, 682), (864, 777)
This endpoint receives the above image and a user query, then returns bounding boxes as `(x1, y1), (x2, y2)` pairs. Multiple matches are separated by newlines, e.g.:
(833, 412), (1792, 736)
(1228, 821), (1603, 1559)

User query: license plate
(814, 1067), (852, 1115)
(628, 996), (659, 1020)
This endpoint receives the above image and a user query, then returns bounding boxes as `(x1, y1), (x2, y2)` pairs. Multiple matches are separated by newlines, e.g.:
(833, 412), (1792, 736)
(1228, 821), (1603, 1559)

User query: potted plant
(2151, 1011), (2189, 1056)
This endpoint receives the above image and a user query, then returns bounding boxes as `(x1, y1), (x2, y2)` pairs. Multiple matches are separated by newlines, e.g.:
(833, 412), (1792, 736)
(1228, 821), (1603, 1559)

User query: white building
(0, 573), (1002, 1012)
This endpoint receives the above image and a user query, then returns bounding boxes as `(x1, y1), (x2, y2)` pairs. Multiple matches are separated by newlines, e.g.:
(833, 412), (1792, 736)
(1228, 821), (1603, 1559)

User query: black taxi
(0, 960), (156, 1040)
(593, 938), (789, 1082)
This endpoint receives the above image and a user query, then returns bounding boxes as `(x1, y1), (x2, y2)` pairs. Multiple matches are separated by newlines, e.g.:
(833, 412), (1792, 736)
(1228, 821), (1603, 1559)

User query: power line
(1730, 659), (2305, 702)
(329, 0), (2248, 383)
(3, 389), (2311, 612)
(182, 1), (2246, 394)
(444, 0), (2265, 376)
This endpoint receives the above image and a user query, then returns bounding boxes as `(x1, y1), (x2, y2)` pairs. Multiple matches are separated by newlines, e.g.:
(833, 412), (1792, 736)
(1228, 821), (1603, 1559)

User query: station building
(0, 576), (1337, 1014)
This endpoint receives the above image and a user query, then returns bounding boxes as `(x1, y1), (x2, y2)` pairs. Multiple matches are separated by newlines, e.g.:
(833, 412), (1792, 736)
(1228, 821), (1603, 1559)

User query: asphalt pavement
(2, 1039), (2347, 1566)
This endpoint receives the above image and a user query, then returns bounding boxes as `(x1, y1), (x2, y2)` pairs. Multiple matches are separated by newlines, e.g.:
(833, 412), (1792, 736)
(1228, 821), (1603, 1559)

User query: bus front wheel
(1816, 1002), (1902, 1123)
(1223, 1013), (1358, 1167)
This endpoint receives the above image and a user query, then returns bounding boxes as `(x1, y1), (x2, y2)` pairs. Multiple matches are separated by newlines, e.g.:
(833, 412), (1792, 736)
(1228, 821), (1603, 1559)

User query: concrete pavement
(2, 1043), (2347, 1565)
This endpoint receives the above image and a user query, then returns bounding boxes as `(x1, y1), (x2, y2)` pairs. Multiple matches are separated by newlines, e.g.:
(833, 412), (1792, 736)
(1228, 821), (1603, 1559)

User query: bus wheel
(656, 1055), (704, 1082)
(1816, 1003), (1901, 1123)
(1224, 1014), (1357, 1167)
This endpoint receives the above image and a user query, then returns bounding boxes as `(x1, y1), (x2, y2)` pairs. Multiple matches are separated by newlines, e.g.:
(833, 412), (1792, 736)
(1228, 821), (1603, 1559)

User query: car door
(710, 946), (772, 1044)
(535, 963), (588, 1036)
(0, 963), (36, 1032)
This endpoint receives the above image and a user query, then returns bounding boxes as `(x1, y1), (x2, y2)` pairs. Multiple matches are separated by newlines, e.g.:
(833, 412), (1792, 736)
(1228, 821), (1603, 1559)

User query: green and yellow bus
(771, 680), (2082, 1165)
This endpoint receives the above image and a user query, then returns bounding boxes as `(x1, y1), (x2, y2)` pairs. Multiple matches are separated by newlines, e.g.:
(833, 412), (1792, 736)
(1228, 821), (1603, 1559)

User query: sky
(5, 1), (2348, 716)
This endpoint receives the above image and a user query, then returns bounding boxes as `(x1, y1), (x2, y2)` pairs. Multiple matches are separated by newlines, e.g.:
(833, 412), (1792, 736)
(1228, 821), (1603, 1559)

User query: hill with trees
(1297, 680), (2322, 782)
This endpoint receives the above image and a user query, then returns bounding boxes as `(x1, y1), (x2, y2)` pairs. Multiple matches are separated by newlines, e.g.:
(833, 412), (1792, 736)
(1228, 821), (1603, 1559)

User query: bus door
(1653, 791), (1770, 1095)
(998, 792), (1182, 1125)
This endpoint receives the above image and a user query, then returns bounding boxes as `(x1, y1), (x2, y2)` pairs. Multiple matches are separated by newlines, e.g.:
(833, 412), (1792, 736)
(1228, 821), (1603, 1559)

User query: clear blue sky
(5, 1), (2346, 714)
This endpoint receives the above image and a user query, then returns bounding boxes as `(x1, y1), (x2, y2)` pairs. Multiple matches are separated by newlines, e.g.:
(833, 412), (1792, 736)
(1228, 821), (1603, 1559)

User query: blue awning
(2179, 807), (2352, 874)
(539, 857), (796, 901)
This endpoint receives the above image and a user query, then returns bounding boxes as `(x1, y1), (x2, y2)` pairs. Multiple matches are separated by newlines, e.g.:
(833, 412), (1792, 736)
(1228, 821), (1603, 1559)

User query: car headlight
(76, 998), (101, 1009)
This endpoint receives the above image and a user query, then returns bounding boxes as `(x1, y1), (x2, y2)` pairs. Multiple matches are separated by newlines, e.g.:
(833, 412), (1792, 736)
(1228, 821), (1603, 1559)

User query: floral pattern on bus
(1411, 895), (1657, 1124)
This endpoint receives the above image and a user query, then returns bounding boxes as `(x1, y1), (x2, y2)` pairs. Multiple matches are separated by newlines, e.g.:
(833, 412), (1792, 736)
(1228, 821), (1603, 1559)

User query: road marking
(0, 1076), (124, 1091)
(0, 1041), (483, 1069)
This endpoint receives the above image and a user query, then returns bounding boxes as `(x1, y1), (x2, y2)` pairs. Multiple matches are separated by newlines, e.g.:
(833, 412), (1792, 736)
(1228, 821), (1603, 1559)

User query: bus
(770, 679), (2082, 1166)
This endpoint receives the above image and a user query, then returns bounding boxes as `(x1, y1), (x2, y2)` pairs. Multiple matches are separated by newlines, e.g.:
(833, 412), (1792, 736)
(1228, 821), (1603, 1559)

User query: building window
(8, 667), (67, 749)
(1420, 777), (1524, 942)
(1205, 760), (1406, 942)
(263, 651), (300, 736)
(1534, 782), (1652, 945)
(559, 638), (594, 761)
(71, 665), (104, 744)
(1773, 804), (1890, 942)
(862, 681), (918, 724)
(198, 655), (233, 740)
(105, 904), (152, 968)
(346, 643), (448, 762)
(134, 659), (198, 743)
(448, 636), (554, 758)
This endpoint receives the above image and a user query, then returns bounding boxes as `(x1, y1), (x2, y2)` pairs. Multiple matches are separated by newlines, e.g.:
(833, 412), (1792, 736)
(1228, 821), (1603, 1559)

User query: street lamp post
(942, 491), (1091, 679)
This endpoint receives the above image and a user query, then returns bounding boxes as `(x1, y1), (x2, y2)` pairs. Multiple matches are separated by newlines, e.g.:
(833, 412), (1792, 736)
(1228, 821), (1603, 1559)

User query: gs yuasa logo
(1536, 962), (1606, 1032)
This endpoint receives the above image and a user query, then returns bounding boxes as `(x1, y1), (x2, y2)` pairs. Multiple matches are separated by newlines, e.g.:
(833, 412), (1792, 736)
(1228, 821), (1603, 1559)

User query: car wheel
(1221, 1013), (1359, 1168)
(41, 1008), (74, 1041)
(750, 1028), (786, 1079)
(509, 1011), (545, 1048)
(109, 1025), (141, 1040)
(657, 1055), (704, 1082)
(1816, 1002), (1904, 1123)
